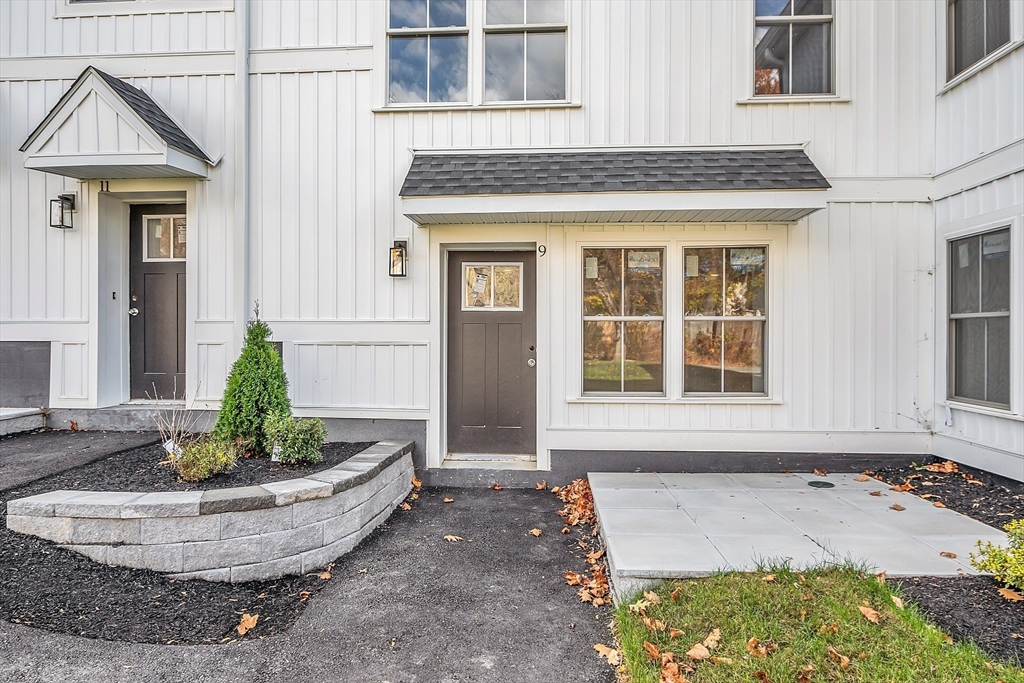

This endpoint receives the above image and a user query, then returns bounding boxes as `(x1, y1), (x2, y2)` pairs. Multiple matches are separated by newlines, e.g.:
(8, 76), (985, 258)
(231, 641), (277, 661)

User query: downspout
(234, 0), (251, 345)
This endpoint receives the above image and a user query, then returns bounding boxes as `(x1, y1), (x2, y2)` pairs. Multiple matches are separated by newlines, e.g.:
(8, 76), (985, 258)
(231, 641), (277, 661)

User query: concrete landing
(0, 409), (45, 437)
(590, 471), (1007, 600)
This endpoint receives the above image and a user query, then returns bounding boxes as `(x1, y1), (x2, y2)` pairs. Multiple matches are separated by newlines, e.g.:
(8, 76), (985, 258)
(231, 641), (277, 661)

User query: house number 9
(538, 245), (546, 256)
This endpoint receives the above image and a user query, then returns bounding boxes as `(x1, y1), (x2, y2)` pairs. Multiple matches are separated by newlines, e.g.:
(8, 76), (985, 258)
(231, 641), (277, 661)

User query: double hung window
(388, 0), (469, 103)
(948, 0), (1011, 78)
(754, 0), (833, 96)
(949, 228), (1011, 408)
(683, 247), (767, 394)
(582, 249), (665, 394)
(387, 0), (567, 105)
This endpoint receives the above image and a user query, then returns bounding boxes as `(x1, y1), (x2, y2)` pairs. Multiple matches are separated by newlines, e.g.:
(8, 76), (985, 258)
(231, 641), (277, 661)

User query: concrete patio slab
(591, 471), (1003, 599)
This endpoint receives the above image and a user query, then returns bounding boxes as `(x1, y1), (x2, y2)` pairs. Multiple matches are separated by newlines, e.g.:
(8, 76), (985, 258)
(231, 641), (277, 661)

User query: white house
(1, 0), (1021, 481)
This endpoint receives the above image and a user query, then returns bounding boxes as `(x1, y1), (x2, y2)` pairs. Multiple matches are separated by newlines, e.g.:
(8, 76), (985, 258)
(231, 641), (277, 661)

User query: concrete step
(0, 408), (45, 436)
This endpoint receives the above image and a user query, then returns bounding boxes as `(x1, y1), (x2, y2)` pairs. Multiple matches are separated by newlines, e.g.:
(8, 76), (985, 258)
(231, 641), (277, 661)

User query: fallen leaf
(940, 551), (957, 559)
(854, 475), (870, 482)
(827, 645), (851, 669)
(443, 497), (454, 503)
(400, 502), (412, 511)
(891, 596), (904, 609)
(670, 586), (683, 601)
(998, 587), (1024, 602)
(933, 501), (947, 508)
(813, 468), (828, 477)
(869, 491), (882, 497)
(890, 482), (915, 492)
(565, 571), (585, 586)
(298, 590), (311, 601)
(411, 476), (422, 489)
(923, 460), (958, 473)
(966, 479), (985, 486)
(685, 643), (710, 660)
(561, 527), (571, 534)
(410, 493), (419, 500)
(859, 605), (880, 624)
(711, 656), (733, 665)
(529, 528), (543, 537)
(593, 643), (621, 666)
(762, 574), (776, 583)
(443, 534), (463, 542)
(818, 622), (838, 635)
(644, 590), (662, 604)
(702, 628), (722, 649)
(587, 548), (606, 562)
(644, 641), (662, 660)
(669, 628), (684, 638)
(920, 493), (936, 499)
(628, 598), (651, 614)
(69, 420), (79, 431)
(490, 483), (503, 491)
(746, 637), (766, 658)
(659, 661), (687, 683)
(753, 671), (772, 683)
(643, 616), (667, 632)
(874, 571), (887, 584)
(318, 571), (332, 580)
(890, 503), (906, 512)
(550, 486), (561, 494)
(796, 663), (815, 683)
(800, 608), (807, 622)
(535, 481), (547, 490)
(236, 613), (258, 636)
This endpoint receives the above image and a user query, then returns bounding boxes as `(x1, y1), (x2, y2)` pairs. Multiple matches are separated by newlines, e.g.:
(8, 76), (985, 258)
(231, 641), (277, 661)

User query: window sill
(939, 40), (1024, 95)
(55, 0), (234, 18)
(736, 95), (850, 105)
(373, 102), (581, 113)
(943, 400), (1022, 422)
(569, 396), (782, 405)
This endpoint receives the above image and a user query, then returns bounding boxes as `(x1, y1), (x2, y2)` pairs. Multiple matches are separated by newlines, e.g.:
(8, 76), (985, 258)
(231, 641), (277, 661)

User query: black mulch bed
(872, 457), (1024, 665)
(0, 440), (374, 645)
(3, 441), (373, 496)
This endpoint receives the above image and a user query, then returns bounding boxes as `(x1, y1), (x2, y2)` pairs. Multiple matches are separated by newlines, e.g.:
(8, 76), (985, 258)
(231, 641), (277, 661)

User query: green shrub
(971, 519), (1024, 590)
(263, 411), (327, 465)
(212, 306), (291, 456)
(174, 436), (238, 482)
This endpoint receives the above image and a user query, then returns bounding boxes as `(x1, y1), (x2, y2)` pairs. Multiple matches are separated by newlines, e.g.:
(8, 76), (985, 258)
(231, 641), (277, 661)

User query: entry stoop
(0, 408), (45, 436)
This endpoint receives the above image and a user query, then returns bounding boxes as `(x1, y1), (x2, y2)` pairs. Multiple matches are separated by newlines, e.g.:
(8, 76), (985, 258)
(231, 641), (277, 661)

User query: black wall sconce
(389, 240), (408, 277)
(49, 193), (76, 229)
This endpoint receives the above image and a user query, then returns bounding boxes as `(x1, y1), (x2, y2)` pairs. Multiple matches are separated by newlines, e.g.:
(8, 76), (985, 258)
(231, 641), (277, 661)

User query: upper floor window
(753, 0), (833, 96)
(388, 0), (469, 103)
(949, 228), (1011, 408)
(386, 0), (567, 106)
(484, 0), (567, 102)
(948, 0), (1011, 79)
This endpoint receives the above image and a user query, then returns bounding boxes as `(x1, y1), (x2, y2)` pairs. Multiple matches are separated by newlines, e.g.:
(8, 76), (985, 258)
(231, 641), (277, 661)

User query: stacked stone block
(6, 441), (414, 582)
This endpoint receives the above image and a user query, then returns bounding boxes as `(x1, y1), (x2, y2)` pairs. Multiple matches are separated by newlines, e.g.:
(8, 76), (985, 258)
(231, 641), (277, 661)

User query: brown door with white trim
(447, 251), (537, 456)
(129, 204), (186, 399)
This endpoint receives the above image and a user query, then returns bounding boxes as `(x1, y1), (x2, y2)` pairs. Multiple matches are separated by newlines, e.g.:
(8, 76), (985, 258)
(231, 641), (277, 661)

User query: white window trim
(55, 0), (234, 18)
(565, 227), (787, 404)
(375, 0), (581, 111)
(937, 214), (1023, 420)
(936, 0), (1024, 94)
(741, 0), (841, 103)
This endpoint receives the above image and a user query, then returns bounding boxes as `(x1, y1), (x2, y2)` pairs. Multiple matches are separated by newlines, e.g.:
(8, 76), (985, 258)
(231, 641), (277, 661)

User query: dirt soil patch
(3, 440), (372, 496)
(873, 457), (1024, 665)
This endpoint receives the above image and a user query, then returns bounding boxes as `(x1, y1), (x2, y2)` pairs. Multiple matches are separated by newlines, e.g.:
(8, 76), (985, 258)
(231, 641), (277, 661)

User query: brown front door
(129, 204), (186, 399)
(447, 251), (537, 456)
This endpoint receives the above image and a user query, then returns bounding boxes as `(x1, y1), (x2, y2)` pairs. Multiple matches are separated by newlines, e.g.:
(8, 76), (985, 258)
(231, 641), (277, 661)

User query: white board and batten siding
(1, 1), (1022, 475)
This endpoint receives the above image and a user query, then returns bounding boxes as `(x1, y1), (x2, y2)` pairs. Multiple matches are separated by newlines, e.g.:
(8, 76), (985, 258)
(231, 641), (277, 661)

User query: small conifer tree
(213, 304), (291, 455)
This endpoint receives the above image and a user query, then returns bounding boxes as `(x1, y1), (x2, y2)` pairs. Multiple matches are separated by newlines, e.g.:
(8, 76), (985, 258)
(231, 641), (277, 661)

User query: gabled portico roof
(20, 66), (211, 180)
(400, 147), (830, 225)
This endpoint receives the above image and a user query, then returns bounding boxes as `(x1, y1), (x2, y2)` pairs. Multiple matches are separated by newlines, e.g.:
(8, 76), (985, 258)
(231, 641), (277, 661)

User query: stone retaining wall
(5, 441), (414, 582)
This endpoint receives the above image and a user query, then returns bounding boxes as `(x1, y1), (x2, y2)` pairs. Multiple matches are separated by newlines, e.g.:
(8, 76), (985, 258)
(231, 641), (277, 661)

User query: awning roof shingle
(400, 149), (830, 197)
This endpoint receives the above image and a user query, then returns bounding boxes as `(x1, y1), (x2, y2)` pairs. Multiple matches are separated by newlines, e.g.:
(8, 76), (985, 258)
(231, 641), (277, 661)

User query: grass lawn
(614, 566), (1024, 683)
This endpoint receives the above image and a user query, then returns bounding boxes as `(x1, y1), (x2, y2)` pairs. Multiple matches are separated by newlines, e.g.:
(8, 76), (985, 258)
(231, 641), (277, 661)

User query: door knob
(127, 307), (139, 316)
(527, 358), (536, 368)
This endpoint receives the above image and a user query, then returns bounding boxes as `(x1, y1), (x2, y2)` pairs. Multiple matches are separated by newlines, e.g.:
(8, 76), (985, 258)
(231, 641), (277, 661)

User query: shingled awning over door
(400, 148), (830, 225)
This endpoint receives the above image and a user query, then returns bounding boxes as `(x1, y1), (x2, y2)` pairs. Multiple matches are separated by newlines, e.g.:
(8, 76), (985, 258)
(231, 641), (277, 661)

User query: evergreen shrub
(972, 519), (1024, 590)
(174, 436), (238, 482)
(263, 411), (327, 465)
(212, 306), (291, 455)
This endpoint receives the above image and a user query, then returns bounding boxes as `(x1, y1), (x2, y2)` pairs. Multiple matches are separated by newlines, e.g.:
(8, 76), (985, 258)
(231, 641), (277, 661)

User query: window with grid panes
(754, 0), (833, 96)
(485, 0), (567, 102)
(388, 0), (469, 103)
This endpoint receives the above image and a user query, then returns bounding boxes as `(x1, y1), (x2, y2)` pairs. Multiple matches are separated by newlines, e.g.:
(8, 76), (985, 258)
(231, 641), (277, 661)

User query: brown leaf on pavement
(443, 497), (454, 503)
(411, 476), (422, 489)
(529, 528), (542, 537)
(443, 534), (463, 542)
(535, 480), (547, 490)
(940, 551), (957, 559)
(399, 502), (412, 511)
(565, 571), (585, 586)
(813, 468), (828, 477)
(318, 571), (332, 580)
(593, 643), (621, 666)
(890, 482), (915, 492)
(933, 501), (947, 508)
(854, 475), (870, 482)
(890, 503), (906, 511)
(869, 491), (882, 497)
(490, 483), (503, 491)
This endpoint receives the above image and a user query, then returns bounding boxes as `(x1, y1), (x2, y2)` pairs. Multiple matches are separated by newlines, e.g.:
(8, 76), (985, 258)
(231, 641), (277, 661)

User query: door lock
(127, 307), (139, 316)
(527, 358), (536, 368)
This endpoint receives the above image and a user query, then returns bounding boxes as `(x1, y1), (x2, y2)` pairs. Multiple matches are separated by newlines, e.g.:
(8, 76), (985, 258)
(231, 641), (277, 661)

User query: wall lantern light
(49, 193), (76, 229)
(389, 240), (408, 277)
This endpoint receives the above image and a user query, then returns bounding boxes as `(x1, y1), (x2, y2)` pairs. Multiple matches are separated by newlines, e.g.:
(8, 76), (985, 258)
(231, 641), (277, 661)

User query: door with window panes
(129, 204), (186, 399)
